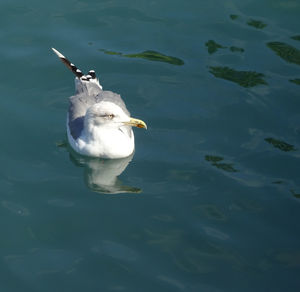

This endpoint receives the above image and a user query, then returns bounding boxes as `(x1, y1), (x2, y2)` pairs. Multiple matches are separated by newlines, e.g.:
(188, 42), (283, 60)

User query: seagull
(52, 48), (147, 159)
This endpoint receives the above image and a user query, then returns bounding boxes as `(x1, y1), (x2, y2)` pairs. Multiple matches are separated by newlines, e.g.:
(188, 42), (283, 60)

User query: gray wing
(68, 87), (130, 140)
(95, 90), (130, 116)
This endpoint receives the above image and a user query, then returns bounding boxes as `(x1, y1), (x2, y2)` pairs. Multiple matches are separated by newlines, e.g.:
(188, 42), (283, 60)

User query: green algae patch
(291, 35), (300, 41)
(99, 49), (123, 56)
(205, 155), (224, 163)
(247, 19), (267, 29)
(265, 137), (296, 152)
(230, 46), (244, 53)
(294, 194), (300, 199)
(209, 66), (267, 88)
(291, 190), (300, 199)
(100, 49), (184, 65)
(289, 79), (300, 85)
(205, 155), (238, 173)
(230, 14), (238, 20)
(272, 181), (284, 184)
(124, 51), (184, 65)
(205, 40), (227, 54)
(267, 42), (300, 66)
(205, 41), (244, 54)
(212, 163), (238, 172)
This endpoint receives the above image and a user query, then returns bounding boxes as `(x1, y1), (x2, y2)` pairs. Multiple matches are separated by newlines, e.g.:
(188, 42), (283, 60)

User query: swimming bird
(52, 48), (147, 159)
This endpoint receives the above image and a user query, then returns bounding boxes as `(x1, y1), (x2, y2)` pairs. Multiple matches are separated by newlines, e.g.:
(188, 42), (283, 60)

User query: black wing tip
(88, 70), (96, 79)
(52, 47), (84, 78)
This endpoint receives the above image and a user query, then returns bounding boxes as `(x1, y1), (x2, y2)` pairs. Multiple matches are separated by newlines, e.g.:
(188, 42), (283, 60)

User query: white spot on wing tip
(51, 47), (65, 59)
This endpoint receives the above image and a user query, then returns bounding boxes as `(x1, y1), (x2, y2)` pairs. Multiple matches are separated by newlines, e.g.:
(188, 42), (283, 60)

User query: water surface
(0, 0), (299, 291)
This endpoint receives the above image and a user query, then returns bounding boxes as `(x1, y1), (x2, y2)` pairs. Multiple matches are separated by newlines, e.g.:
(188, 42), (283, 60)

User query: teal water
(1, 0), (300, 291)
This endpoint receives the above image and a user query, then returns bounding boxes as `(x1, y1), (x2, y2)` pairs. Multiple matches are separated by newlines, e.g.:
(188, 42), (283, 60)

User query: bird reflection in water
(68, 149), (141, 194)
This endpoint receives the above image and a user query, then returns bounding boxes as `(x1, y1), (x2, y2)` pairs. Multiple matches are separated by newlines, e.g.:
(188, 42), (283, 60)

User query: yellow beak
(125, 117), (147, 129)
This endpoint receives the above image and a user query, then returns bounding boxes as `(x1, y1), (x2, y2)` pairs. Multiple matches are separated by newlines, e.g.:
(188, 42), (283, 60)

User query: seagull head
(84, 101), (147, 130)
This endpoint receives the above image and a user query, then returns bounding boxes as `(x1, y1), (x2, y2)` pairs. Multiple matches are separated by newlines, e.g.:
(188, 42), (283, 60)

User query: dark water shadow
(64, 145), (141, 194)
(99, 49), (184, 66)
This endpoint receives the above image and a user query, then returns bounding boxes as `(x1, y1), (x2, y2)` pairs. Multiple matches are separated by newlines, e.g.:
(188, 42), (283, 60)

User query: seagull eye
(107, 114), (115, 119)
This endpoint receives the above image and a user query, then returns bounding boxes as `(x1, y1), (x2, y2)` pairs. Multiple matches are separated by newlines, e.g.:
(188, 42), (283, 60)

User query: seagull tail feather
(51, 47), (84, 78)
